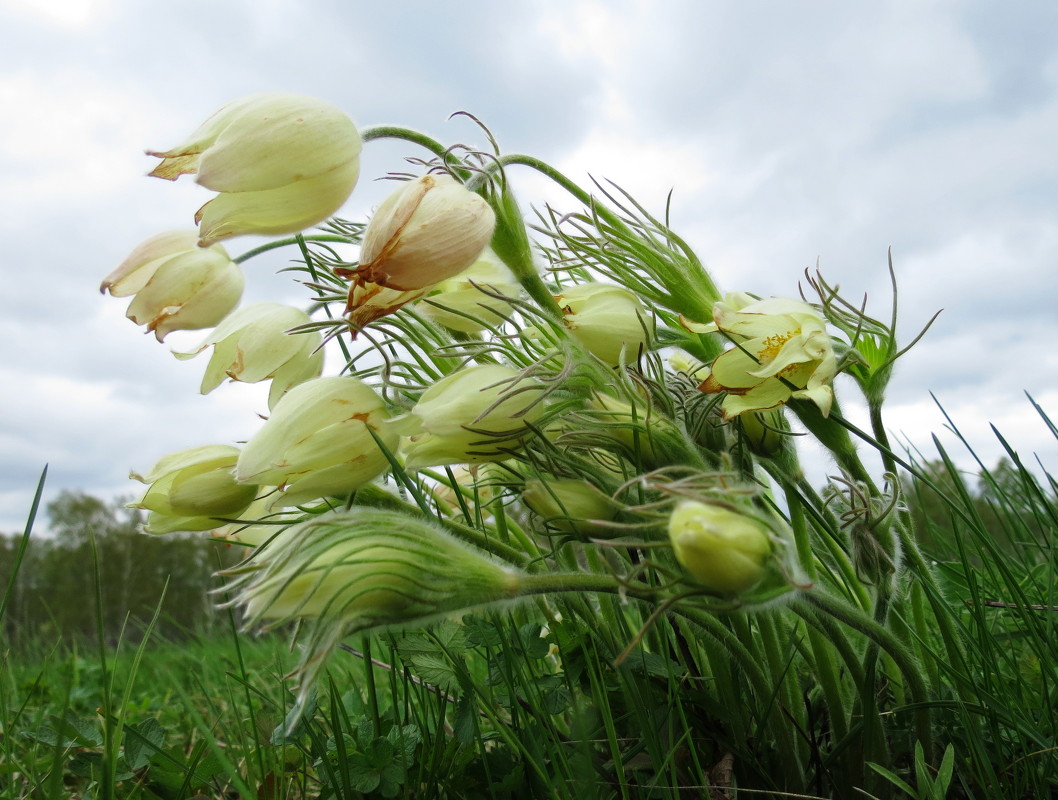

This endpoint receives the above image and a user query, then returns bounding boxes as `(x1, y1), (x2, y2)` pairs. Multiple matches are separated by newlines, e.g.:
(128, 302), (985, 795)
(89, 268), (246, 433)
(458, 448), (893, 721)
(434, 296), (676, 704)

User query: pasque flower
(130, 444), (258, 534)
(396, 364), (545, 469)
(688, 295), (837, 419)
(173, 302), (324, 409)
(340, 173), (496, 291)
(148, 93), (361, 246)
(227, 508), (522, 712)
(234, 508), (520, 624)
(101, 230), (243, 341)
(557, 282), (650, 366)
(235, 377), (397, 507)
(668, 500), (773, 593)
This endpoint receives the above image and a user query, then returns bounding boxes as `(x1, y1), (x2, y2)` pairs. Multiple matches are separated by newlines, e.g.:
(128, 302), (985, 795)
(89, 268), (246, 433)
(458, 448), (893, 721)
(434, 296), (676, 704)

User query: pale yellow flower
(689, 296), (837, 419)
(173, 302), (323, 409)
(101, 230), (243, 341)
(148, 93), (361, 245)
(235, 377), (396, 507)
(557, 282), (650, 366)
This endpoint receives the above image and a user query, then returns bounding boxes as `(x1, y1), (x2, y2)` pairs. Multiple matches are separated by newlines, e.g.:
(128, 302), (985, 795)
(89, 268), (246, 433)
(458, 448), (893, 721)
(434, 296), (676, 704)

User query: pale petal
(196, 159), (360, 246)
(720, 379), (792, 420)
(195, 96), (361, 193)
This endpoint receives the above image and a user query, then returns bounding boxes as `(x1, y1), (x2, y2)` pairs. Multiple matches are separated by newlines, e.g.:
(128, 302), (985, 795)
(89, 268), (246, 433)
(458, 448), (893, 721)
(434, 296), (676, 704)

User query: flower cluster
(104, 91), (899, 700)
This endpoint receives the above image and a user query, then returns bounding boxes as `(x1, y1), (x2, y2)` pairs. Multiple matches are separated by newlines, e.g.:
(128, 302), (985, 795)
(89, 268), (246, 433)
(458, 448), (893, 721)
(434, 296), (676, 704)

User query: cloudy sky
(1, 0), (1056, 532)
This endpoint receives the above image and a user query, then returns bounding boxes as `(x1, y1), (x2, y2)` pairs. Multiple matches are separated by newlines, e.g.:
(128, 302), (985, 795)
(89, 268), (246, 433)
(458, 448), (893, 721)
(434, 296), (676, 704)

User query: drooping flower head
(396, 364), (545, 470)
(172, 302), (324, 409)
(130, 444), (258, 534)
(148, 93), (362, 246)
(688, 294), (838, 419)
(417, 248), (520, 333)
(557, 282), (651, 366)
(235, 376), (397, 507)
(101, 230), (243, 341)
(339, 174), (496, 328)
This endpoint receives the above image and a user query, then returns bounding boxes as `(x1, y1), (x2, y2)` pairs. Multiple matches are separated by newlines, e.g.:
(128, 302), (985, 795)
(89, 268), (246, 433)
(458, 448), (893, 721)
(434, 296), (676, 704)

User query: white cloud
(2, 0), (1057, 531)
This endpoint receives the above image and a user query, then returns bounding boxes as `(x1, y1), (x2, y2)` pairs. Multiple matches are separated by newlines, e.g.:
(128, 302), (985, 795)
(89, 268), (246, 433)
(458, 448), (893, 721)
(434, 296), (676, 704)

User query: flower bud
(173, 302), (324, 409)
(397, 364), (545, 469)
(101, 230), (243, 341)
(236, 377), (397, 507)
(668, 500), (772, 593)
(234, 508), (521, 624)
(417, 249), (520, 333)
(227, 508), (523, 713)
(342, 174), (496, 292)
(130, 444), (258, 533)
(557, 282), (650, 366)
(588, 392), (683, 468)
(147, 93), (361, 246)
(521, 477), (616, 535)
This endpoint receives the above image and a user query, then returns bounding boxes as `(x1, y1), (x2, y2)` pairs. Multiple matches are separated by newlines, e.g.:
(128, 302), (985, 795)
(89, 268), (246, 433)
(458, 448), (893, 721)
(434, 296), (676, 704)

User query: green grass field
(3, 410), (1058, 799)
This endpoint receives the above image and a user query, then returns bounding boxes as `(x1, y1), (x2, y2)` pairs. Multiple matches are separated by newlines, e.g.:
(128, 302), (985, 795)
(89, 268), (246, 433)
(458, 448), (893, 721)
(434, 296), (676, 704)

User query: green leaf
(387, 723), (421, 762)
(866, 762), (916, 797)
(124, 717), (166, 771)
(542, 687), (572, 715)
(517, 624), (550, 659)
(454, 695), (477, 743)
(407, 653), (460, 694)
(934, 744), (956, 798)
(463, 615), (503, 647)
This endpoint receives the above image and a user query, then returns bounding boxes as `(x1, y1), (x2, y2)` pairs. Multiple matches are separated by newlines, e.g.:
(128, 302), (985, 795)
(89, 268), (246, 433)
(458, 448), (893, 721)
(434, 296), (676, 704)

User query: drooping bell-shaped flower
(668, 500), (773, 593)
(172, 302), (324, 409)
(147, 93), (361, 246)
(396, 364), (545, 469)
(557, 282), (651, 366)
(130, 444), (258, 534)
(101, 230), (243, 341)
(235, 376), (397, 507)
(686, 295), (838, 419)
(340, 173), (496, 292)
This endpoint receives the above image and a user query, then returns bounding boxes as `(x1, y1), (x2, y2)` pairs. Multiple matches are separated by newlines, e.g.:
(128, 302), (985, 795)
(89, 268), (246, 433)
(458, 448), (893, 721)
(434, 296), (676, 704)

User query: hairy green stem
(802, 589), (933, 756)
(784, 487), (851, 746)
(359, 125), (451, 160)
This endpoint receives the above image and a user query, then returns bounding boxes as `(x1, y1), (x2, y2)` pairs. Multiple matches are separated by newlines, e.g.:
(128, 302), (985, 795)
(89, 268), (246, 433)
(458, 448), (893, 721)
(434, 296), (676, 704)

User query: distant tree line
(0, 491), (243, 647)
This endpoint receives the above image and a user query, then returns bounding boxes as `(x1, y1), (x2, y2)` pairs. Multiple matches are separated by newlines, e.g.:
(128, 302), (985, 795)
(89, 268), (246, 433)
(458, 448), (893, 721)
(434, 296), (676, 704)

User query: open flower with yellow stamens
(686, 295), (837, 419)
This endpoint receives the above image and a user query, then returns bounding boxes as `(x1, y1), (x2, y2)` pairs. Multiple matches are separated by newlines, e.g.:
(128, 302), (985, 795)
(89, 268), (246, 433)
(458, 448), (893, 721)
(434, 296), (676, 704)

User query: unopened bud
(346, 174), (496, 291)
(234, 508), (521, 625)
(557, 282), (650, 366)
(668, 500), (772, 593)
(418, 249), (520, 333)
(398, 364), (545, 469)
(521, 477), (616, 535)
